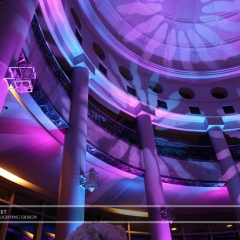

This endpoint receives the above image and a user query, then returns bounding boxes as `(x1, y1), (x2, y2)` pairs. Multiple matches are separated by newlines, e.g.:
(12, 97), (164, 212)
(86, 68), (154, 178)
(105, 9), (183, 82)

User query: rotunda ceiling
(39, 0), (240, 130)
(89, 0), (240, 72)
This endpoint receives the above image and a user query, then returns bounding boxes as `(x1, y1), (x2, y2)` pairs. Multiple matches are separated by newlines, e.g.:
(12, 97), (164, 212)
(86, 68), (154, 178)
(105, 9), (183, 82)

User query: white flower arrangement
(66, 222), (127, 240)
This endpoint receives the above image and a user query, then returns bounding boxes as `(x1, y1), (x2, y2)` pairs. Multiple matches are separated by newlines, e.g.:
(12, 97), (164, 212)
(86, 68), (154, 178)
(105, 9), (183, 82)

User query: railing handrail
(30, 13), (240, 162)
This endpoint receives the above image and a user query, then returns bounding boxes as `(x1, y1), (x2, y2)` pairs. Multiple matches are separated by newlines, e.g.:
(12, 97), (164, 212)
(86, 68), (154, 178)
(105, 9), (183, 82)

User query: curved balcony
(17, 14), (240, 188)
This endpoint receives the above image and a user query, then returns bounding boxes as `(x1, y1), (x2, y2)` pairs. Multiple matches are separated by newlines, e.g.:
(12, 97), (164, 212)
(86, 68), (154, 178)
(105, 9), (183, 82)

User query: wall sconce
(5, 65), (36, 93)
(80, 168), (98, 192)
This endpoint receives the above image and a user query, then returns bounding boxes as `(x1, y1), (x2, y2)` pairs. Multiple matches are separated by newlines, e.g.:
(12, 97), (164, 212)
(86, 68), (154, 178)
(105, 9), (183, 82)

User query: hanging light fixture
(80, 168), (98, 192)
(5, 52), (36, 93)
(5, 65), (36, 93)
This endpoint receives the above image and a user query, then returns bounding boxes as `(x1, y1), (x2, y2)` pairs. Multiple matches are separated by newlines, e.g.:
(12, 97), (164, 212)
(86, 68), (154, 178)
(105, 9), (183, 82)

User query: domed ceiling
(89, 0), (240, 72)
(39, 0), (240, 131)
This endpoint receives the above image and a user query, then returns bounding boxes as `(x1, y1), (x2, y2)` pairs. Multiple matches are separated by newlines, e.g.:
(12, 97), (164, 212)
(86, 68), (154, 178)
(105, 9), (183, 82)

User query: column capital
(135, 102), (155, 120)
(205, 117), (224, 131)
(74, 54), (95, 75)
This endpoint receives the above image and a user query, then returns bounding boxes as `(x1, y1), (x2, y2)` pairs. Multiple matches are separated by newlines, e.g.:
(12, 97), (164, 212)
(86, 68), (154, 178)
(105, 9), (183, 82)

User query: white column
(55, 67), (89, 239)
(0, 0), (38, 112)
(208, 126), (240, 220)
(137, 114), (172, 240)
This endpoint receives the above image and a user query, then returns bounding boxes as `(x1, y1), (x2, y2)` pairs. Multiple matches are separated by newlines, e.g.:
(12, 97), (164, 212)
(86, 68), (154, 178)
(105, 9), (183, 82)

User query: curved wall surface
(21, 14), (233, 187)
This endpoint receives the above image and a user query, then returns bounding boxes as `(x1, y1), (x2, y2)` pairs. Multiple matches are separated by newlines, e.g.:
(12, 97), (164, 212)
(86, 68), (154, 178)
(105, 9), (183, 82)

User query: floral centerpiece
(66, 222), (127, 240)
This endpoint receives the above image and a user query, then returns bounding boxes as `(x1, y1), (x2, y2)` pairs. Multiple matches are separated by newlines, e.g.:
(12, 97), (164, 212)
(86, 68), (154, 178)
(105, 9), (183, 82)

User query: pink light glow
(219, 165), (238, 182)
(216, 148), (232, 160)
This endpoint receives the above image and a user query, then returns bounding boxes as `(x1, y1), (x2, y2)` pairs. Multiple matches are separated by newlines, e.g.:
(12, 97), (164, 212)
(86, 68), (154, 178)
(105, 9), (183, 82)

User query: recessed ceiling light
(226, 224), (232, 228)
(171, 228), (177, 231)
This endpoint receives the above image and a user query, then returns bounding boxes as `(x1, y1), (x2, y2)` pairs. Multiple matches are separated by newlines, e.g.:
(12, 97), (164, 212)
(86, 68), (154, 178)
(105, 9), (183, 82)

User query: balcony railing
(30, 14), (240, 163)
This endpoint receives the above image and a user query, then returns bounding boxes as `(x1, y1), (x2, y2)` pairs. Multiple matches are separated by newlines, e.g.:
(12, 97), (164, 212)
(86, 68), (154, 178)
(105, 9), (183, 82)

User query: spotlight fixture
(80, 168), (98, 192)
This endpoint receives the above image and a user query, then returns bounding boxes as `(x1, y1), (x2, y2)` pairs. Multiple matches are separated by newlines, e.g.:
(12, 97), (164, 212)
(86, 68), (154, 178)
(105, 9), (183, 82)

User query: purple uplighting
(90, 0), (240, 72)
(2, 0), (240, 239)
